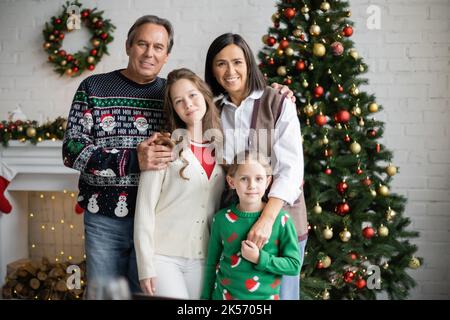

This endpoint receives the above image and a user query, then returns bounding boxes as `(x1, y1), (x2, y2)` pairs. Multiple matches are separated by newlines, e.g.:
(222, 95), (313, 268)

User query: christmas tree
(258, 0), (422, 299)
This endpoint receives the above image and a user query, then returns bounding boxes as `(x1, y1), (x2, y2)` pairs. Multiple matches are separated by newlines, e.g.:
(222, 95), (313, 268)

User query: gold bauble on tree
(285, 47), (294, 56)
(322, 289), (330, 300)
(313, 43), (326, 57)
(340, 228), (351, 242)
(277, 66), (287, 76)
(321, 135), (329, 145)
(378, 224), (389, 237)
(369, 102), (379, 113)
(322, 226), (333, 240)
(302, 79), (309, 88)
(293, 28), (303, 38)
(313, 203), (322, 214)
(303, 104), (315, 117)
(349, 85), (359, 96)
(320, 1), (331, 12)
(352, 106), (362, 116)
(385, 164), (398, 176)
(350, 141), (361, 154)
(86, 56), (95, 64)
(276, 48), (284, 56)
(349, 48), (359, 60)
(309, 23), (321, 36)
(408, 257), (421, 269)
(386, 207), (396, 221)
(321, 255), (332, 268)
(301, 5), (309, 14)
(26, 127), (37, 138)
(377, 185), (389, 196)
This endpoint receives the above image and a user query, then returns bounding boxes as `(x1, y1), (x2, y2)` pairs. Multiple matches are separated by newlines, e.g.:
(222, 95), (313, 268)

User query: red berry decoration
(355, 278), (366, 289)
(315, 114), (327, 126)
(88, 65), (95, 71)
(343, 25), (353, 37)
(81, 9), (90, 18)
(362, 226), (375, 239)
(314, 85), (324, 98)
(284, 8), (296, 20)
(337, 181), (348, 195)
(100, 32), (108, 40)
(343, 271), (355, 283)
(54, 18), (62, 25)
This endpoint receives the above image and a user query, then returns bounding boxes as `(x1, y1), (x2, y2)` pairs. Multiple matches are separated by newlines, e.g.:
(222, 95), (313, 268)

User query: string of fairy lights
(28, 190), (85, 263)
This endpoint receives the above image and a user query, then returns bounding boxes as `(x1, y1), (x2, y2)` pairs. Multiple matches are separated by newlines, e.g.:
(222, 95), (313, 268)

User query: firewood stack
(2, 257), (86, 300)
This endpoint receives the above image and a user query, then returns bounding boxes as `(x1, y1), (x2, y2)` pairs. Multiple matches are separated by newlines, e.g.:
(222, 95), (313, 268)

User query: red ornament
(284, 8), (296, 20)
(66, 54), (73, 62)
(337, 181), (348, 195)
(54, 18), (62, 25)
(349, 253), (358, 261)
(94, 20), (104, 29)
(343, 25), (353, 37)
(274, 22), (280, 28)
(81, 9), (90, 18)
(314, 86), (324, 98)
(59, 33), (65, 40)
(337, 84), (344, 92)
(74, 203), (84, 214)
(100, 32), (108, 40)
(316, 261), (324, 269)
(279, 39), (289, 49)
(331, 41), (344, 56)
(362, 226), (375, 239)
(361, 177), (372, 186)
(355, 278), (366, 289)
(343, 135), (351, 143)
(53, 30), (60, 35)
(72, 66), (79, 72)
(267, 36), (276, 47)
(324, 149), (333, 157)
(315, 114), (327, 126)
(356, 168), (363, 175)
(334, 110), (351, 123)
(90, 49), (97, 56)
(343, 271), (355, 283)
(88, 64), (95, 71)
(295, 60), (306, 71)
(58, 50), (66, 57)
(336, 202), (350, 216)
(284, 78), (292, 85)
(367, 129), (377, 137)
(376, 143), (381, 153)
(325, 167), (332, 175)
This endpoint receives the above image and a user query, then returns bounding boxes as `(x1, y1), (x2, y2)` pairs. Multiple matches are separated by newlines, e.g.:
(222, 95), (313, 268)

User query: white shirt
(220, 90), (304, 205)
(134, 146), (225, 280)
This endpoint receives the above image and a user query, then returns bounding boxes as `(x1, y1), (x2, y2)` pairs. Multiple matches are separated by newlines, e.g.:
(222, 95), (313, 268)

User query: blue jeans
(84, 211), (141, 298)
(280, 238), (307, 300)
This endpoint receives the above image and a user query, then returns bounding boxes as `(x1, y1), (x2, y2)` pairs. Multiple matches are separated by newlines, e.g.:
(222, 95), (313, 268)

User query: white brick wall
(0, 0), (448, 299)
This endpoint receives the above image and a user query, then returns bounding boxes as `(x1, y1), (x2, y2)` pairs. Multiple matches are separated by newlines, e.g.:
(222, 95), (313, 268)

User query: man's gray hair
(126, 15), (174, 53)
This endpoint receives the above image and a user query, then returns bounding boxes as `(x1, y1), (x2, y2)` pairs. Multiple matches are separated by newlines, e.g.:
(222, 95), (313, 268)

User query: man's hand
(246, 216), (274, 249)
(241, 240), (260, 264)
(140, 277), (157, 296)
(137, 132), (174, 171)
(271, 82), (296, 103)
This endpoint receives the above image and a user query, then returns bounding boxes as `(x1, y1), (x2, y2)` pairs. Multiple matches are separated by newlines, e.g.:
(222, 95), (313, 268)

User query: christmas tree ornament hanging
(322, 135), (329, 145)
(334, 110), (351, 123)
(303, 103), (315, 117)
(295, 60), (306, 71)
(313, 43), (326, 57)
(337, 180), (349, 195)
(331, 41), (344, 56)
(408, 257), (421, 269)
(352, 106), (362, 116)
(343, 25), (353, 37)
(315, 113), (327, 126)
(349, 85), (359, 96)
(378, 224), (389, 237)
(348, 48), (359, 59)
(320, 1), (331, 12)
(322, 289), (330, 300)
(362, 226), (375, 239)
(301, 5), (310, 14)
(285, 47), (294, 56)
(343, 270), (355, 283)
(386, 207), (396, 221)
(313, 203), (323, 214)
(314, 85), (324, 98)
(321, 255), (332, 268)
(349, 141), (361, 154)
(377, 185), (389, 196)
(309, 23), (321, 36)
(277, 66), (287, 76)
(368, 102), (379, 113)
(340, 228), (351, 242)
(355, 278), (366, 289)
(323, 226), (333, 240)
(385, 164), (397, 176)
(335, 201), (350, 216)
(283, 7), (296, 20)
(302, 79), (309, 87)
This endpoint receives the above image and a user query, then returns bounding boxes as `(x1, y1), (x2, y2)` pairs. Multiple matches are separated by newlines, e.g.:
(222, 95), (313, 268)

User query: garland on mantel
(0, 118), (67, 147)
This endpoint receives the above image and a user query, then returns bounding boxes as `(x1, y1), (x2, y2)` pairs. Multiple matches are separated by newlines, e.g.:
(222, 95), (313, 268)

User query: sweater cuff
(255, 250), (270, 271)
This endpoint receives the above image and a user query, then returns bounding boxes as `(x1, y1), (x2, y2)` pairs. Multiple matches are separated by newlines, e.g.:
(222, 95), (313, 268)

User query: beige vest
(249, 87), (308, 238)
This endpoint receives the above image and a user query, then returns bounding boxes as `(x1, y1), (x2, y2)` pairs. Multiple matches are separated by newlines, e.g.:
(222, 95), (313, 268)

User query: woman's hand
(241, 240), (260, 264)
(137, 132), (174, 171)
(246, 216), (274, 249)
(271, 82), (296, 103)
(140, 277), (157, 296)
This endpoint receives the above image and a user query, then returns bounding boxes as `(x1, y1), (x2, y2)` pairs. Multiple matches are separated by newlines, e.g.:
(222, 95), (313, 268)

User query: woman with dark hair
(204, 33), (308, 300)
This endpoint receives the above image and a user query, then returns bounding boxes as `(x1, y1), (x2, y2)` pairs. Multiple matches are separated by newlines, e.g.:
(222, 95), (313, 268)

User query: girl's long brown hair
(161, 68), (223, 180)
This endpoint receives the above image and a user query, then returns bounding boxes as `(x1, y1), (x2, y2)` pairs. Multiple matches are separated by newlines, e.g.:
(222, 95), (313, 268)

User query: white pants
(154, 254), (204, 300)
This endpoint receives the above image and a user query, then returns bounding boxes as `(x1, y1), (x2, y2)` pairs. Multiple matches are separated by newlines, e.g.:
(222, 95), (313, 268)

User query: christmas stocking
(0, 160), (16, 214)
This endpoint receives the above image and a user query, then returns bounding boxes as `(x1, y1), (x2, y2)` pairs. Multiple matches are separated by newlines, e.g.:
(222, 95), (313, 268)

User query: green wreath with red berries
(42, 1), (115, 77)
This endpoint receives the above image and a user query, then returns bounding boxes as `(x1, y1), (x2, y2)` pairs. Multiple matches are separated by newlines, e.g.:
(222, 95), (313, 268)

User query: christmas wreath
(42, 1), (115, 77)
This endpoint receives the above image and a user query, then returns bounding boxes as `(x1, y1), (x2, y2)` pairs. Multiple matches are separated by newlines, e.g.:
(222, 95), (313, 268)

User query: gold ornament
(359, 118), (365, 127)
(386, 207), (397, 221)
(327, 68), (332, 74)
(352, 106), (362, 116)
(303, 104), (314, 117)
(322, 289), (330, 300)
(383, 262), (389, 270)
(350, 85), (359, 96)
(17, 126), (23, 132)
(346, 10), (352, 17)
(309, 24), (321, 36)
(313, 203), (322, 214)
(378, 224), (389, 237)
(349, 48), (359, 60)
(301, 5), (309, 14)
(86, 56), (95, 64)
(385, 164), (397, 176)
(313, 43), (326, 57)
(326, 17), (330, 22)
(377, 185), (389, 196)
(293, 29), (303, 38)
(65, 68), (73, 76)
(308, 63), (314, 70)
(271, 13), (280, 22)
(359, 65), (365, 72)
(350, 141), (361, 154)
(340, 228), (351, 242)
(322, 226), (333, 240)
(92, 39), (101, 47)
(285, 47), (294, 56)
(322, 135), (329, 145)
(60, 60), (67, 66)
(276, 48), (284, 56)
(369, 102), (379, 113)
(302, 79), (309, 88)
(26, 127), (37, 138)
(408, 257), (421, 269)
(370, 189), (377, 197)
(49, 35), (55, 41)
(277, 66), (287, 76)
(43, 42), (51, 49)
(320, 1), (331, 12)
(262, 35), (269, 44)
(321, 256), (331, 268)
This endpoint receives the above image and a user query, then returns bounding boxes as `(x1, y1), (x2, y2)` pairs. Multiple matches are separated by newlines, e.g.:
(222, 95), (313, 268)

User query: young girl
(134, 68), (225, 299)
(204, 33), (308, 299)
(201, 151), (301, 300)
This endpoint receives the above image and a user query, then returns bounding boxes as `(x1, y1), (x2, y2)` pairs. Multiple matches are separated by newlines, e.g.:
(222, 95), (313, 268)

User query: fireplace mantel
(0, 140), (79, 191)
(0, 141), (80, 284)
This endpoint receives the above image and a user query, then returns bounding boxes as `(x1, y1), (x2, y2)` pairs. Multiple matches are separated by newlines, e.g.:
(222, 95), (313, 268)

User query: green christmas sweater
(201, 203), (301, 300)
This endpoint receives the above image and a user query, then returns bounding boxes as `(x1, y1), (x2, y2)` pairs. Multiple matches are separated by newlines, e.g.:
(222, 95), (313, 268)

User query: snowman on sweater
(87, 193), (100, 213)
(114, 192), (128, 217)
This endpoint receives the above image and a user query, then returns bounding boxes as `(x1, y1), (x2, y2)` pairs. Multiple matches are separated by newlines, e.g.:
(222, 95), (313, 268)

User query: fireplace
(0, 141), (81, 283)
